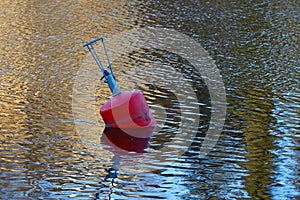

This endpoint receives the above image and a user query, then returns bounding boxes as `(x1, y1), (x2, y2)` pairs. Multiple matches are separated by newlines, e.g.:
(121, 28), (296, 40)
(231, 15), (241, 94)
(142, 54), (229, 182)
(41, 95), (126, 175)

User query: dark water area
(1, 0), (299, 199)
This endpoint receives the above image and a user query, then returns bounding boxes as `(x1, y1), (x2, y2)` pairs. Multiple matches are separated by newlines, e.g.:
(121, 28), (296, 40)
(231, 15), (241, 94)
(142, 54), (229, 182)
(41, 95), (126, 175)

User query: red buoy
(84, 37), (156, 129)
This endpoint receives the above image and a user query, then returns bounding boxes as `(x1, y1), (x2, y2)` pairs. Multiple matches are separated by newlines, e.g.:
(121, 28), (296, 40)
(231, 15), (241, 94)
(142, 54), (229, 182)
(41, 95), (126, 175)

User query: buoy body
(100, 91), (156, 129)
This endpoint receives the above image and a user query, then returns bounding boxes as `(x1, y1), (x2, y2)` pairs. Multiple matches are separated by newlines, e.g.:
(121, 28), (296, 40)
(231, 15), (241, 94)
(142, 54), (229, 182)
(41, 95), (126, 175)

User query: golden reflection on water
(0, 0), (139, 133)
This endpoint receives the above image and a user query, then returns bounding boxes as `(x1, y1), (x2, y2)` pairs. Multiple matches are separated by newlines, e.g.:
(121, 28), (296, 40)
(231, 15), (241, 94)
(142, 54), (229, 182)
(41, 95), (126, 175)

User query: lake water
(1, 1), (299, 199)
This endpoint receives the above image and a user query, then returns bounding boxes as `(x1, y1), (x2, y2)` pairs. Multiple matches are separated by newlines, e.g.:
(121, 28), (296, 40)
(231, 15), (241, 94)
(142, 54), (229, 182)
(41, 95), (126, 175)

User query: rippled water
(1, 0), (299, 199)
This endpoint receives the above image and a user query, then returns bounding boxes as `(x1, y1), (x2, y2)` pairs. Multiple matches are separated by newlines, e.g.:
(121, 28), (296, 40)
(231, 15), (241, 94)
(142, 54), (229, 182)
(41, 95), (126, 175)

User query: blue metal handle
(83, 37), (121, 96)
(83, 37), (103, 47)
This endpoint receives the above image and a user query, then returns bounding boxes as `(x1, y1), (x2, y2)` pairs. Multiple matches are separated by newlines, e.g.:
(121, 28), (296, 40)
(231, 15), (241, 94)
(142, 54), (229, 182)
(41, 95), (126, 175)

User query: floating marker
(83, 37), (156, 129)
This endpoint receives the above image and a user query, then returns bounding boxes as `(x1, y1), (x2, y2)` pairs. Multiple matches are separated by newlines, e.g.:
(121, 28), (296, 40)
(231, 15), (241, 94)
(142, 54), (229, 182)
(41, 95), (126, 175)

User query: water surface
(1, 0), (299, 199)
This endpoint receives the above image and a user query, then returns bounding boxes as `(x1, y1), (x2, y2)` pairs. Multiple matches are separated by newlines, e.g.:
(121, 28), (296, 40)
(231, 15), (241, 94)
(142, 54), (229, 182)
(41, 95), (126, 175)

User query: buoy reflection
(101, 126), (155, 154)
